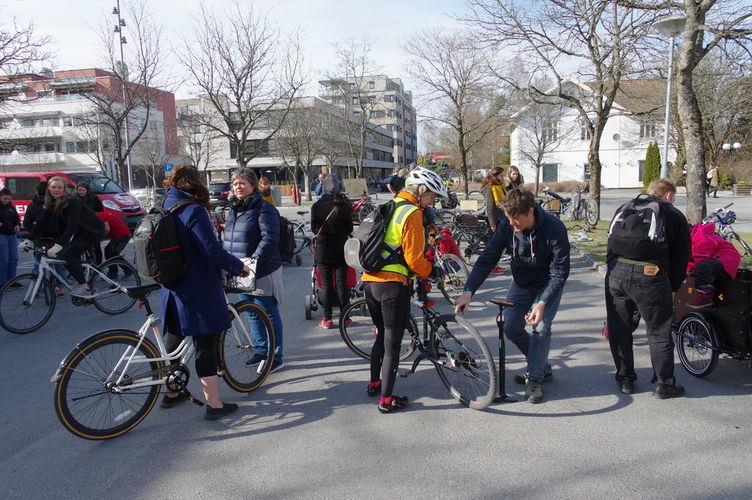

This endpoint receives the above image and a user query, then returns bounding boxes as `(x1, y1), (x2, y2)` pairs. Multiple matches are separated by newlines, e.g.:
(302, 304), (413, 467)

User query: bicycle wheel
(339, 297), (416, 361)
(0, 273), (56, 334)
(466, 189), (486, 213)
(54, 330), (162, 440)
(430, 314), (497, 410)
(676, 314), (719, 377)
(585, 198), (599, 226)
(444, 169), (462, 192)
(219, 300), (275, 392)
(90, 258), (142, 315)
(437, 253), (469, 305)
(358, 203), (375, 224)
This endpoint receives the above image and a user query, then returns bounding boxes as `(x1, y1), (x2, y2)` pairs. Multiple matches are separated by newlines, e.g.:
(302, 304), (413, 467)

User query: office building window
(640, 121), (657, 139)
(542, 163), (559, 182)
(543, 121), (558, 142)
(583, 163), (591, 181)
(580, 119), (591, 140)
(368, 81), (375, 89)
(638, 160), (644, 182)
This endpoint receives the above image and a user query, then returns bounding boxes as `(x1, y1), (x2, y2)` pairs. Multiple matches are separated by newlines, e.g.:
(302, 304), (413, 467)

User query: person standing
(506, 165), (524, 191)
(223, 167), (285, 373)
(706, 166), (719, 198)
(387, 167), (408, 195)
(363, 167), (446, 413)
(75, 182), (104, 213)
(310, 174), (353, 329)
(97, 210), (131, 260)
(22, 181), (47, 234)
(0, 188), (20, 285)
(605, 179), (690, 398)
(314, 172), (328, 198)
(259, 176), (275, 206)
(158, 166), (249, 420)
(455, 188), (570, 404)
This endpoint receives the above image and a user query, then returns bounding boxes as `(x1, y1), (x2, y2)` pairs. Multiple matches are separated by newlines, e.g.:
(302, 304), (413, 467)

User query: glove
(17, 239), (33, 252)
(47, 244), (63, 258)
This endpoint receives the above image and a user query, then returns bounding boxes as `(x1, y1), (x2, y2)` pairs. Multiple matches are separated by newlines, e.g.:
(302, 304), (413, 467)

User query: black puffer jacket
(0, 202), (19, 236)
(311, 194), (353, 266)
(78, 192), (104, 213)
(29, 196), (105, 245)
(22, 194), (45, 233)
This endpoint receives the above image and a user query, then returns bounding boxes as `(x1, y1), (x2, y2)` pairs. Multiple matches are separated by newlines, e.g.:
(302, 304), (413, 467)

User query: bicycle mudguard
(50, 329), (143, 382)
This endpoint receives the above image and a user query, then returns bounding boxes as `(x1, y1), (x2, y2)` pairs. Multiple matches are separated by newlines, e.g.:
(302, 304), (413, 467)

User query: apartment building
(176, 95), (395, 183)
(318, 75), (418, 167)
(0, 68), (177, 187)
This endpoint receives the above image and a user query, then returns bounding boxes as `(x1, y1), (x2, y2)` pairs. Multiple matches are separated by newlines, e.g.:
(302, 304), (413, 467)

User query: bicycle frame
(25, 254), (129, 304)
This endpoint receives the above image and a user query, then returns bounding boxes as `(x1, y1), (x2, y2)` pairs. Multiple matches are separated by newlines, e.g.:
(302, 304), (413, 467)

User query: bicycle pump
(490, 299), (518, 404)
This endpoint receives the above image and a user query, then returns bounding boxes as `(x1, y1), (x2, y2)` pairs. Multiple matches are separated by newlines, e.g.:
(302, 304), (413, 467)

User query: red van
(0, 171), (145, 231)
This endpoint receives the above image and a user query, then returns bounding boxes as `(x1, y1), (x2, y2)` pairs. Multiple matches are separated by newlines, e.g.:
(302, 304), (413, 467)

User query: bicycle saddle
(296, 211), (308, 216)
(125, 283), (161, 300)
(489, 299), (515, 308)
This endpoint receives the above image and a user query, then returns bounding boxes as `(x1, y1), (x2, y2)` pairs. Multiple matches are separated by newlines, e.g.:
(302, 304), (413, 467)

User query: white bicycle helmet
(405, 167), (448, 199)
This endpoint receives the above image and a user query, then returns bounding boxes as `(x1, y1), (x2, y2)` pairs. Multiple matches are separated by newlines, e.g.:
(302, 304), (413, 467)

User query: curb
(569, 240), (607, 276)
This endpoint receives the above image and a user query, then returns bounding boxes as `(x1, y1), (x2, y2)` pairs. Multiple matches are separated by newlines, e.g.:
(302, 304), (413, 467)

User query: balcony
(0, 152), (65, 166)
(0, 126), (63, 140)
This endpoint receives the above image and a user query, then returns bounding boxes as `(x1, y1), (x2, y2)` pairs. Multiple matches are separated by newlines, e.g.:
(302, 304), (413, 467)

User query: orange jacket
(362, 191), (432, 285)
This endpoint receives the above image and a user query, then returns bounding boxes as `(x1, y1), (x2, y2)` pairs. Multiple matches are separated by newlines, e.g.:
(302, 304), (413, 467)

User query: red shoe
(366, 380), (381, 397)
(378, 395), (409, 413)
(688, 288), (714, 309)
(490, 266), (504, 274)
(319, 318), (334, 329)
(601, 322), (609, 339)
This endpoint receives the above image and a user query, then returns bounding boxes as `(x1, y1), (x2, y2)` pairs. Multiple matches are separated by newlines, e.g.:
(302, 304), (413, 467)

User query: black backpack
(607, 194), (667, 260)
(133, 200), (195, 285)
(278, 215), (296, 262)
(346, 199), (409, 273)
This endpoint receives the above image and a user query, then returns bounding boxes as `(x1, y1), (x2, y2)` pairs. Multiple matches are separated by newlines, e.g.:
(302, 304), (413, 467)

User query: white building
(510, 79), (675, 188)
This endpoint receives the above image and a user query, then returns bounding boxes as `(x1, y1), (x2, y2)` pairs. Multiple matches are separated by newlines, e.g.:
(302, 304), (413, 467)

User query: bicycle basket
(222, 257), (257, 292)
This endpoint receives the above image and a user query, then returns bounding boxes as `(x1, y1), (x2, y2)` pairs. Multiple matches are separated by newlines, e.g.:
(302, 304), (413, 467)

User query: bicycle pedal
(188, 394), (205, 407)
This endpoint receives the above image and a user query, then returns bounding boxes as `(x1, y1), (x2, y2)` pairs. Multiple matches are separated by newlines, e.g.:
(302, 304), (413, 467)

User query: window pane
(6, 177), (40, 199)
(542, 163), (558, 182)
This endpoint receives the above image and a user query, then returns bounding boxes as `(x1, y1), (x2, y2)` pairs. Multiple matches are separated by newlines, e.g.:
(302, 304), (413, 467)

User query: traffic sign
(164, 163), (174, 173)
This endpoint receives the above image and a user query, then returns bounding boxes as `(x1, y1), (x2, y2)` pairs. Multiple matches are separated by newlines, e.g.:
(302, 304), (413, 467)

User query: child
(0, 188), (20, 285)
(686, 221), (741, 308)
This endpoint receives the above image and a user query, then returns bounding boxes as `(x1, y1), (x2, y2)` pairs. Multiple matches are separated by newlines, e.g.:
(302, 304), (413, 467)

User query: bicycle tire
(444, 169), (462, 193)
(54, 330), (162, 440)
(339, 297), (417, 361)
(430, 314), (497, 410)
(437, 253), (469, 305)
(90, 258), (142, 315)
(219, 300), (275, 392)
(0, 273), (56, 334)
(585, 198), (599, 226)
(466, 189), (486, 213)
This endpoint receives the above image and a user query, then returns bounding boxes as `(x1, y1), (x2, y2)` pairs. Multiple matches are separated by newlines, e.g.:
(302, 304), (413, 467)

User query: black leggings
(61, 235), (99, 284)
(365, 281), (410, 398)
(690, 258), (727, 290)
(164, 312), (219, 378)
(318, 263), (350, 318)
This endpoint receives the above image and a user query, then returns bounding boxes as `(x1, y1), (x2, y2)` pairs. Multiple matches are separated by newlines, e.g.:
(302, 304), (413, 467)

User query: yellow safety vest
(380, 201), (419, 276)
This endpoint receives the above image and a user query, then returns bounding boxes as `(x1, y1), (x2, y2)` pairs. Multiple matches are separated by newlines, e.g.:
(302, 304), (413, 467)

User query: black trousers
(104, 236), (130, 260)
(164, 310), (219, 378)
(61, 235), (99, 284)
(605, 261), (676, 385)
(318, 263), (350, 318)
(364, 281), (410, 398)
(690, 258), (726, 290)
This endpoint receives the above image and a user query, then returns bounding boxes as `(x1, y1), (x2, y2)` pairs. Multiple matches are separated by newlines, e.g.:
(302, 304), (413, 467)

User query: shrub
(522, 180), (587, 193)
(719, 171), (735, 190)
(643, 142), (661, 191)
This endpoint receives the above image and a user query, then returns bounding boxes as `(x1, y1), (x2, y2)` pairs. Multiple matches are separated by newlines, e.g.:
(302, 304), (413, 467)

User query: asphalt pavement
(1, 223), (751, 498)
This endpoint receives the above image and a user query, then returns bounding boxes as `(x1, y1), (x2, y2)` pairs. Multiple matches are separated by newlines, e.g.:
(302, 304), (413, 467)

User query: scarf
(490, 184), (506, 207)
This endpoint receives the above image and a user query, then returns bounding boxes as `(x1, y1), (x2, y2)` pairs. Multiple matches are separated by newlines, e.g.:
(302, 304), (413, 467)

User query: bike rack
(490, 299), (518, 404)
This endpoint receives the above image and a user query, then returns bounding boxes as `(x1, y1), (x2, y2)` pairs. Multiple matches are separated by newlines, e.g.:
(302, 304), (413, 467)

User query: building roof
(586, 77), (666, 116)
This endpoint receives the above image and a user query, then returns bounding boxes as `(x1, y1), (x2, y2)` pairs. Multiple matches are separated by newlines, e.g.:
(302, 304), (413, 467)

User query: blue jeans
(0, 234), (18, 284)
(242, 294), (283, 363)
(504, 282), (564, 382)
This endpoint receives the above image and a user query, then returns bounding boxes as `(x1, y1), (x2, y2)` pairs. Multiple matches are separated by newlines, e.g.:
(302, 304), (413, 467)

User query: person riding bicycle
(310, 174), (354, 329)
(455, 188), (570, 404)
(362, 166), (447, 413)
(222, 167), (285, 374)
(159, 166), (250, 420)
(19, 176), (105, 297)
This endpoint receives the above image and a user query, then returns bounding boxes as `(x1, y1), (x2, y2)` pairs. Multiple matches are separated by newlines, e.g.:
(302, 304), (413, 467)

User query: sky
(2, 0), (466, 99)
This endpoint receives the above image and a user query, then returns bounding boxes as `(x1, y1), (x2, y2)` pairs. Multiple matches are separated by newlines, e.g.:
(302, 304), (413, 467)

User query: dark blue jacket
(222, 191), (281, 280)
(465, 205), (570, 304)
(161, 188), (244, 337)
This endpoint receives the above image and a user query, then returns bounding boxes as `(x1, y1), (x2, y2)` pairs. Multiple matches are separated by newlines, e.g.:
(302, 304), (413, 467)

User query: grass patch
(564, 220), (611, 262)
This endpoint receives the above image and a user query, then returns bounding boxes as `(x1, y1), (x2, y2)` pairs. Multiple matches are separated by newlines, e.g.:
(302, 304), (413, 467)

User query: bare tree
(318, 111), (350, 176)
(179, 0), (306, 169)
(515, 101), (572, 194)
(177, 103), (223, 183)
(403, 28), (505, 197)
(464, 0), (656, 213)
(275, 103), (327, 201)
(135, 123), (167, 189)
(0, 15), (50, 106)
(80, 0), (168, 188)
(325, 37), (384, 178)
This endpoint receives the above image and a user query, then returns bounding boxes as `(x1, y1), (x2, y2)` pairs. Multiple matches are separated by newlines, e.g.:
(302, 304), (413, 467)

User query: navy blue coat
(222, 191), (281, 280)
(161, 188), (244, 336)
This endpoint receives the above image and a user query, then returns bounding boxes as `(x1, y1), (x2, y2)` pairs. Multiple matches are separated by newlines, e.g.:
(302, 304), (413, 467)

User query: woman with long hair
(258, 176), (275, 206)
(159, 166), (250, 420)
(507, 165), (524, 191)
(310, 174), (353, 328)
(482, 167), (507, 231)
(20, 176), (105, 296)
(75, 182), (104, 213)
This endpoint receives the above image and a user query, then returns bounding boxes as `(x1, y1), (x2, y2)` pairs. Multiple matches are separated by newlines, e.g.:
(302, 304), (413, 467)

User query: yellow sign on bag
(460, 200), (478, 211)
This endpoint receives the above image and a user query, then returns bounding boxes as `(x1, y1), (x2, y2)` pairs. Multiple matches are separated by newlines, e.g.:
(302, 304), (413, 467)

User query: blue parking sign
(164, 163), (174, 173)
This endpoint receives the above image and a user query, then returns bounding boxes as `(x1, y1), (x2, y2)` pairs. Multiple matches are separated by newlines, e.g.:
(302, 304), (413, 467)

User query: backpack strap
(165, 199), (197, 214)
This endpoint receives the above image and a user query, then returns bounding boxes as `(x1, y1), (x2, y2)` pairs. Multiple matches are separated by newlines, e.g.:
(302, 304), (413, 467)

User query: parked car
(0, 171), (145, 231)
(208, 181), (232, 206)
(130, 187), (166, 210)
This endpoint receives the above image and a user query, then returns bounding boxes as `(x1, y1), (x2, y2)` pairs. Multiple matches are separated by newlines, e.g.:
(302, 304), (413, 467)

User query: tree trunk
(458, 128), (469, 197)
(304, 168), (311, 201)
(588, 130), (604, 214)
(534, 164), (541, 196)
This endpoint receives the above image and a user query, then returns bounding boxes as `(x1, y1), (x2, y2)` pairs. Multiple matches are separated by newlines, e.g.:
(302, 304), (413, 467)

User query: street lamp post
(722, 141), (742, 161)
(112, 1), (133, 191)
(654, 15), (687, 179)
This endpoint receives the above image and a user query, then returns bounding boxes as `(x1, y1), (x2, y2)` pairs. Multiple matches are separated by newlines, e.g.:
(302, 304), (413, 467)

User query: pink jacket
(687, 222), (741, 279)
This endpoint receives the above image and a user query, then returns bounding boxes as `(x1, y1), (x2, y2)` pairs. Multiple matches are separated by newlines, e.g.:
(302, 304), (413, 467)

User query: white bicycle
(52, 281), (276, 440)
(0, 248), (141, 334)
